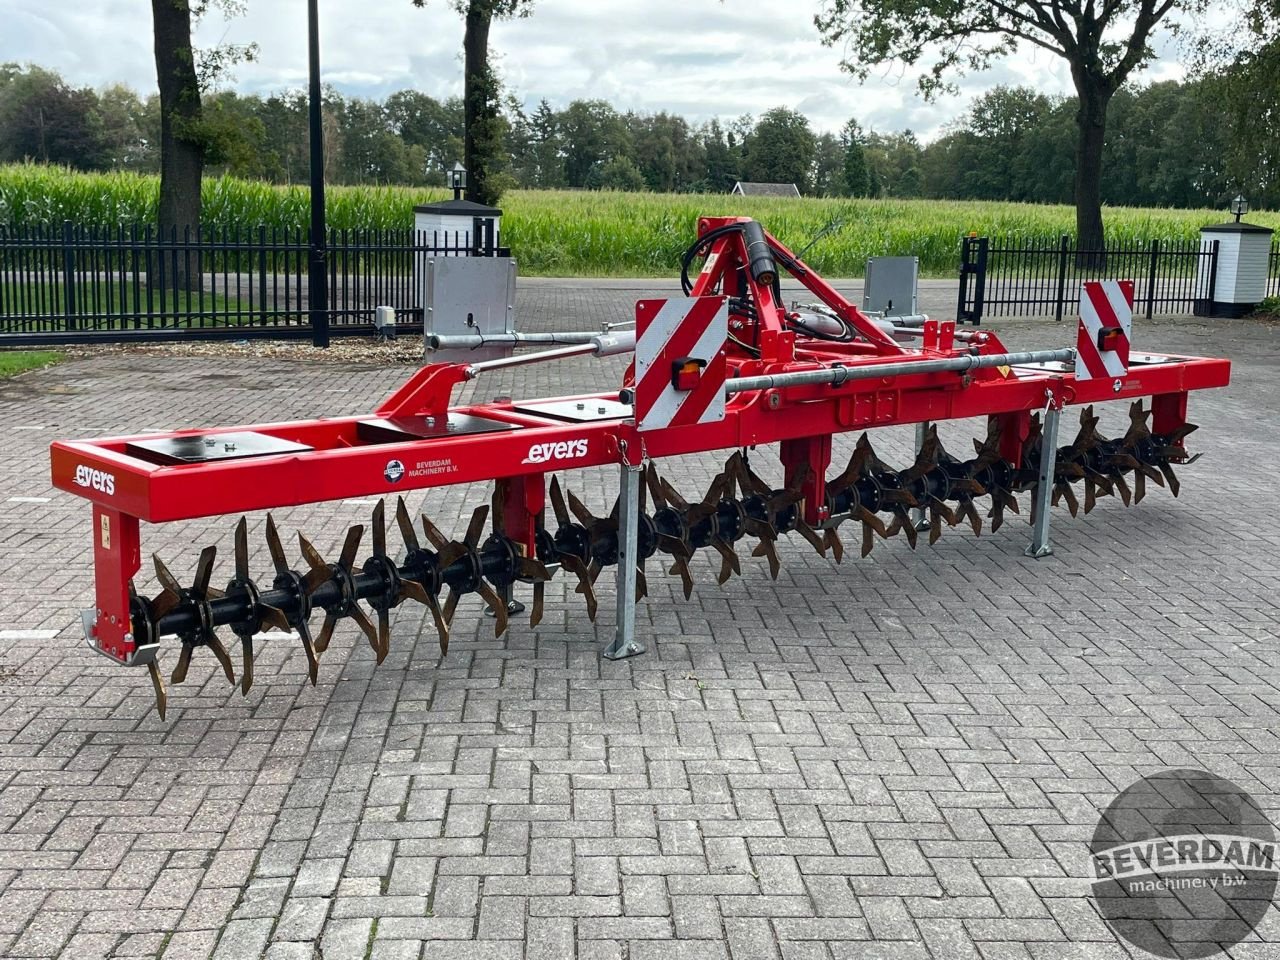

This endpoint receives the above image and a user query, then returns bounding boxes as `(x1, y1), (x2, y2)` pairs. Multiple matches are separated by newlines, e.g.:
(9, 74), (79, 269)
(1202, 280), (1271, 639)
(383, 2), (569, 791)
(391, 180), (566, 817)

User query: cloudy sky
(3, 0), (1188, 141)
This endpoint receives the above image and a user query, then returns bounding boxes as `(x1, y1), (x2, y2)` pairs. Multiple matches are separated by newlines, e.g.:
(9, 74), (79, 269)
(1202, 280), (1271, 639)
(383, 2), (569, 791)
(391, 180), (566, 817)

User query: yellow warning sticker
(100, 514), (111, 550)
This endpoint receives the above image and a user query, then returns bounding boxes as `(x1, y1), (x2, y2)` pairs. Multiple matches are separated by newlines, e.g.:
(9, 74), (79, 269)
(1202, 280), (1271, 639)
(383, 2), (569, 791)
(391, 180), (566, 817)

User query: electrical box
(423, 257), (517, 364)
(862, 256), (919, 317)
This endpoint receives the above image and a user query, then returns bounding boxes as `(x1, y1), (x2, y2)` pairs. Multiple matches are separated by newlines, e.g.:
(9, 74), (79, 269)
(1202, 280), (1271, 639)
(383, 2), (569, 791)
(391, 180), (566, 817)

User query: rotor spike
(670, 556), (695, 600)
(530, 581), (545, 628)
(171, 643), (193, 685)
(491, 484), (505, 533)
(549, 476), (572, 526)
(265, 514), (290, 576)
(463, 505), (490, 548)
(1159, 461), (1181, 498)
(442, 588), (461, 626)
(339, 525), (364, 571)
(795, 520), (827, 557)
(206, 633), (236, 687)
(192, 545), (217, 597)
(298, 534), (331, 593)
(963, 501), (982, 538)
(566, 489), (595, 529)
(234, 517), (250, 583)
(929, 509), (943, 546)
(147, 660), (167, 721)
(823, 527), (844, 565)
(240, 635), (254, 696)
(1134, 469), (1147, 504)
(372, 500), (387, 557)
(260, 604), (291, 633)
(153, 554), (184, 600)
(396, 497), (421, 552)
(377, 608), (391, 663)
(751, 538), (781, 580)
(477, 582), (509, 637)
(561, 555), (598, 621)
(349, 604), (382, 662)
(314, 614), (337, 655)
(428, 593), (450, 655)
(297, 619), (319, 686)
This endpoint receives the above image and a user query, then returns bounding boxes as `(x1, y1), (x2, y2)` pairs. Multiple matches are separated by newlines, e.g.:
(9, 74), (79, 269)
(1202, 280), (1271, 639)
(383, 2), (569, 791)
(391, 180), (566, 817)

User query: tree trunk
(151, 0), (203, 289)
(1072, 73), (1111, 268)
(463, 2), (500, 207)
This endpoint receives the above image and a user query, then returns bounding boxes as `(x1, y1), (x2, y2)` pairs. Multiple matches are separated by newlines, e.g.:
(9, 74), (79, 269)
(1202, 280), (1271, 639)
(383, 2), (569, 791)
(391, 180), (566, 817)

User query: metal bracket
(911, 420), (930, 532)
(82, 608), (159, 666)
(603, 459), (645, 660)
(1025, 401), (1061, 559)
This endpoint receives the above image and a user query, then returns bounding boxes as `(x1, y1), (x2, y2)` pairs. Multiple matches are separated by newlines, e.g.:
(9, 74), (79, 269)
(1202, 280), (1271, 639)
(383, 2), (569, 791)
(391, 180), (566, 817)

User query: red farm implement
(50, 218), (1230, 718)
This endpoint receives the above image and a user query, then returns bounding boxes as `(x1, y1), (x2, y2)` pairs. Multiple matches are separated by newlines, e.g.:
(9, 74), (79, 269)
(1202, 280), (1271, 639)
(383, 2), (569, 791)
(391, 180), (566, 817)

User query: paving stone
(1, 299), (1276, 959)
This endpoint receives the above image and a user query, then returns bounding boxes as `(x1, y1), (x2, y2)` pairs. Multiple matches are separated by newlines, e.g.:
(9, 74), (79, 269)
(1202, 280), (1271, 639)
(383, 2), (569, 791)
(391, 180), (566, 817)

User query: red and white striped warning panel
(1076, 280), (1133, 382)
(635, 296), (727, 433)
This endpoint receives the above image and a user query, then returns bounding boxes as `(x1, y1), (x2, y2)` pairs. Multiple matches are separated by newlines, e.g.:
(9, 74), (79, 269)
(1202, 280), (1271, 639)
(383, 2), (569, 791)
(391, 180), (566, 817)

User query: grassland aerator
(50, 218), (1230, 719)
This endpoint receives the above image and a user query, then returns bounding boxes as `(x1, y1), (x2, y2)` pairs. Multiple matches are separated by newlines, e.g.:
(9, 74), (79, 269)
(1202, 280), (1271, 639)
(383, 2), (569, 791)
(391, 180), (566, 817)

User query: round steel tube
(428, 331), (605, 350)
(725, 348), (1075, 395)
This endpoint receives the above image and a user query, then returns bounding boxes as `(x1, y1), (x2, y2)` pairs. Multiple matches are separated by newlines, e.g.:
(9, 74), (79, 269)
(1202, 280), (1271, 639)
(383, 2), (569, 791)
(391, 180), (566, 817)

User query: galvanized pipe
(465, 330), (636, 378)
(428, 331), (607, 350)
(724, 348), (1075, 395)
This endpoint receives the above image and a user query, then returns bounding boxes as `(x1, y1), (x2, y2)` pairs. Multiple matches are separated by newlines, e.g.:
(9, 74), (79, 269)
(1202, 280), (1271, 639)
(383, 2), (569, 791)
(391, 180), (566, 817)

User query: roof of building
(413, 198), (502, 217)
(731, 181), (802, 198)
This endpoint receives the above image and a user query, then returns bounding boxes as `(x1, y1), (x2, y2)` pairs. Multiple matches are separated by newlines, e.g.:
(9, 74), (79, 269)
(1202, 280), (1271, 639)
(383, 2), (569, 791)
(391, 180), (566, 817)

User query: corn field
(3, 163), (1276, 278)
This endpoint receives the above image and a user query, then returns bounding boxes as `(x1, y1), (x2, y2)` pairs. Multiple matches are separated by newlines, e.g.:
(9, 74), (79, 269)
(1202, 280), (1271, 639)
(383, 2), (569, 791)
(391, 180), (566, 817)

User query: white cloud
(0, 0), (1187, 141)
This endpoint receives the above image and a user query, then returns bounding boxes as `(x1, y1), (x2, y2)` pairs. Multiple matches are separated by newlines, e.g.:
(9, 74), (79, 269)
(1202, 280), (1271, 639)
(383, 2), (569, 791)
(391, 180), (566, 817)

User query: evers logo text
(73, 465), (116, 495)
(521, 439), (588, 465)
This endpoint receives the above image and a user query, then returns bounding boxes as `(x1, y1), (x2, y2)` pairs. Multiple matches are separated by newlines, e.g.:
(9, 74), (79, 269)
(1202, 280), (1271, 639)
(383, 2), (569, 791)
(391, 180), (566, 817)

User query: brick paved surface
(1, 281), (1279, 959)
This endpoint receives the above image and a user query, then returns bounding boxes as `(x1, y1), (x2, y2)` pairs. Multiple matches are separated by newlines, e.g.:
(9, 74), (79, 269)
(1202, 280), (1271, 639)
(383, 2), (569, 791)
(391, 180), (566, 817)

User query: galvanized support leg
(1025, 405), (1061, 559)
(603, 461), (644, 660)
(911, 420), (930, 532)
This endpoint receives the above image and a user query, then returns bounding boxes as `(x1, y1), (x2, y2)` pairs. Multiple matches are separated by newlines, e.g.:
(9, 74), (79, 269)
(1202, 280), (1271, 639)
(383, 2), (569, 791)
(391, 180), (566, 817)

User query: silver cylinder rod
(429, 331), (607, 350)
(465, 329), (636, 378)
(724, 348), (1075, 395)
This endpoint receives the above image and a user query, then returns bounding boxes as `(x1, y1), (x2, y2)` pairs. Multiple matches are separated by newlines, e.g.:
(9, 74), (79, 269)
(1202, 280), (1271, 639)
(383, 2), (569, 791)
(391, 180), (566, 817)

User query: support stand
(1025, 405), (1061, 558)
(911, 420), (931, 532)
(603, 460), (644, 660)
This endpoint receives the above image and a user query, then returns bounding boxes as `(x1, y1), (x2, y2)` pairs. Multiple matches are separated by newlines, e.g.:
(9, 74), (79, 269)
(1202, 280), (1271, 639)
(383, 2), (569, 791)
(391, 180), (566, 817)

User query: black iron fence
(957, 235), (1245, 324)
(1271, 246), (1280, 299)
(0, 222), (486, 345)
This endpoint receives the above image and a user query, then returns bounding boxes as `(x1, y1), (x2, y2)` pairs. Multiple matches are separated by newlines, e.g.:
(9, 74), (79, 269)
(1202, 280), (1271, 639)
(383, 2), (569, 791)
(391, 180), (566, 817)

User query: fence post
(956, 237), (972, 323)
(1053, 234), (1070, 323)
(1145, 238), (1160, 320)
(971, 238), (987, 325)
(258, 225), (268, 325)
(62, 220), (77, 331)
(1206, 239), (1220, 307)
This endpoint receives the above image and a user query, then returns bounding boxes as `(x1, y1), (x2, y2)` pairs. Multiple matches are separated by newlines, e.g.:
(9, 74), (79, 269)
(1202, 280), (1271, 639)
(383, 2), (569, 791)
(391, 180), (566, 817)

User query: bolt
(224, 442), (236, 452)
(576, 403), (585, 410)
(628, 642), (639, 653)
(425, 416), (436, 427)
(446, 422), (456, 433)
(598, 406), (607, 414)
(203, 437), (216, 447)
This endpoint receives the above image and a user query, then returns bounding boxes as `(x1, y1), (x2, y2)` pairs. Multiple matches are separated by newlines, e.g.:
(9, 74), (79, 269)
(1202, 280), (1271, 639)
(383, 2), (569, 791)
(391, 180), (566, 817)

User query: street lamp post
(307, 0), (329, 348)
(1231, 195), (1249, 224)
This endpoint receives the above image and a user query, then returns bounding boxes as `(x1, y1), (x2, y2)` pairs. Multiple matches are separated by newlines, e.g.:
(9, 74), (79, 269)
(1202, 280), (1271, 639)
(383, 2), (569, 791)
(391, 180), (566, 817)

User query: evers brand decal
(73, 465), (116, 496)
(521, 439), (589, 465)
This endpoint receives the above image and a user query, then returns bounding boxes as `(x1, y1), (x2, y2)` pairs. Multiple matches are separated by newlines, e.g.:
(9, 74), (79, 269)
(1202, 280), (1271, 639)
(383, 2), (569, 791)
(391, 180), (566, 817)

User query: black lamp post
(1231, 194), (1249, 224)
(307, 0), (329, 348)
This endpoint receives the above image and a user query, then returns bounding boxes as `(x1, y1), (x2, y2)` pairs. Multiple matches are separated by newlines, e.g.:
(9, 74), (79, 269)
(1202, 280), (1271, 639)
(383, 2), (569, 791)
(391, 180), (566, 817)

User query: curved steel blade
(171, 643), (193, 685)
(396, 497), (421, 552)
(549, 476), (572, 526)
(240, 635), (254, 696)
(315, 614), (337, 654)
(477, 582), (509, 637)
(530, 581), (545, 628)
(234, 517), (250, 583)
(349, 605), (381, 662)
(206, 633), (236, 687)
(192, 545), (217, 596)
(561, 555), (598, 621)
(298, 534), (331, 594)
(265, 514), (290, 576)
(372, 501), (386, 558)
(339, 525), (364, 571)
(669, 556), (695, 600)
(297, 619), (319, 686)
(463, 506), (489, 549)
(147, 660), (168, 721)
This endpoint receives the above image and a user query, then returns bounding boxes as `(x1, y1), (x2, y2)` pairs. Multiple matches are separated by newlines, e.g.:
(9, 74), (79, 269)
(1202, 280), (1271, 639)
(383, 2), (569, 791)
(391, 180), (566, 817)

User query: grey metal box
(423, 257), (517, 363)
(862, 256), (918, 317)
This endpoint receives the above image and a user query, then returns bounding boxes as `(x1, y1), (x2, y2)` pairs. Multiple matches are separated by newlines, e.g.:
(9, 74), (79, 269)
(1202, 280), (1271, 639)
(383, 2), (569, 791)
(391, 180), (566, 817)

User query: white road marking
(7, 497), (51, 504)
(14, 426), (45, 431)
(0, 630), (59, 640)
(343, 499), (381, 505)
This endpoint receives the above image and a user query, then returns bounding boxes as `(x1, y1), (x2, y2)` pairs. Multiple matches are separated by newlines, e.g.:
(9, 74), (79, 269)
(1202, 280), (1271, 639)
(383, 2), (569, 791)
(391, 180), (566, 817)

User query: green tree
(411, 0), (532, 206)
(841, 119), (869, 197)
(0, 65), (105, 168)
(815, 0), (1198, 257)
(811, 133), (846, 196)
(559, 99), (629, 187)
(596, 155), (647, 191)
(744, 107), (815, 190)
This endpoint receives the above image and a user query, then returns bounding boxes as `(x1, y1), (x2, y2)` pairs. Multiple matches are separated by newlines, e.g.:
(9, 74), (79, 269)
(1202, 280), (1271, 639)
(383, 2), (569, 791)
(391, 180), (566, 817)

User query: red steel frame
(50, 217), (1231, 664)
